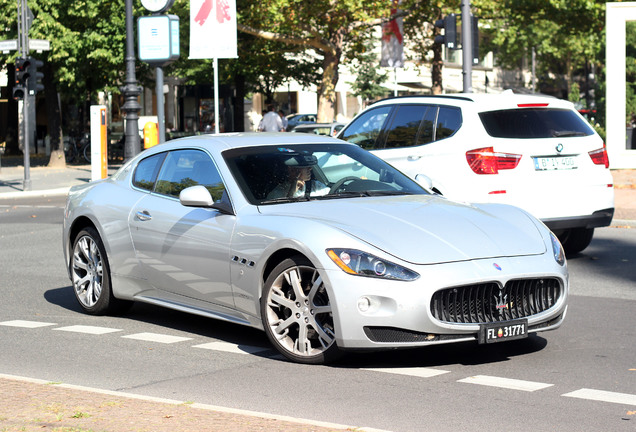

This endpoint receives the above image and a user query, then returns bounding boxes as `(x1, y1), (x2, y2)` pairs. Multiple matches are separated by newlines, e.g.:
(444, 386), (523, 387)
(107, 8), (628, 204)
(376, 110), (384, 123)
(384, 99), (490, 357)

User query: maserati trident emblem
(494, 291), (509, 315)
(493, 263), (502, 271)
(556, 143), (564, 153)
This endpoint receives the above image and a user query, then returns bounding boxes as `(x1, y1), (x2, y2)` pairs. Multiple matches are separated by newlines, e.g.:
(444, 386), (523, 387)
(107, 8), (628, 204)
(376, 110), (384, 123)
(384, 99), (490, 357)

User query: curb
(0, 187), (70, 199)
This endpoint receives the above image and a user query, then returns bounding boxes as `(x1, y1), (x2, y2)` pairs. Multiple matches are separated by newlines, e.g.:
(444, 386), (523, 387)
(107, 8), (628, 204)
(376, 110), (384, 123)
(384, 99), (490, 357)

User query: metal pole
(461, 0), (473, 93)
(156, 66), (165, 143)
(17, 0), (31, 190)
(121, 0), (142, 160)
(532, 47), (536, 93)
(213, 57), (220, 134)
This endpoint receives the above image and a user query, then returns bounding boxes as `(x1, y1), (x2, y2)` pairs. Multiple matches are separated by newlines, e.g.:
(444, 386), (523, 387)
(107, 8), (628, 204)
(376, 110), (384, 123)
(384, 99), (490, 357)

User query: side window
(384, 105), (429, 149)
(339, 106), (392, 150)
(154, 149), (226, 200)
(435, 106), (462, 141)
(132, 153), (166, 191)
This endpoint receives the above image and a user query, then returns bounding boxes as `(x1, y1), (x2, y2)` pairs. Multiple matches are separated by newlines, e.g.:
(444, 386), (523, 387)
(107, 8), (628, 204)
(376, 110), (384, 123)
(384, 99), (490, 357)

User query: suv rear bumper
(542, 208), (614, 231)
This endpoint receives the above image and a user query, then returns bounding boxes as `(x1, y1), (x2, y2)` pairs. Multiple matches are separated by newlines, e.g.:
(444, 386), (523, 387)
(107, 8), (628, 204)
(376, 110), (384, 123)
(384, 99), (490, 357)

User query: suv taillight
(588, 145), (609, 168)
(466, 147), (522, 175)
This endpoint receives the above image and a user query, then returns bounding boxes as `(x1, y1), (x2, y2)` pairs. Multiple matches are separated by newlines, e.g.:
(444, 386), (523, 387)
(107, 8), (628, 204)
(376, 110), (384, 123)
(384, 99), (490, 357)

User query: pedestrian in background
(278, 110), (289, 131)
(258, 105), (284, 132)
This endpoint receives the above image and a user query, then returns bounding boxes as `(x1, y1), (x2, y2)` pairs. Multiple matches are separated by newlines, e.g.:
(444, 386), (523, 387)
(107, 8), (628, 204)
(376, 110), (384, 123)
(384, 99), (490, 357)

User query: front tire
(261, 256), (340, 364)
(71, 227), (128, 315)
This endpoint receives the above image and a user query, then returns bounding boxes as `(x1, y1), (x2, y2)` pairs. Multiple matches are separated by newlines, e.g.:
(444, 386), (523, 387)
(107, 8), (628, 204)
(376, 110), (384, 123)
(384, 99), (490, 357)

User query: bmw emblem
(556, 143), (564, 153)
(493, 263), (502, 271)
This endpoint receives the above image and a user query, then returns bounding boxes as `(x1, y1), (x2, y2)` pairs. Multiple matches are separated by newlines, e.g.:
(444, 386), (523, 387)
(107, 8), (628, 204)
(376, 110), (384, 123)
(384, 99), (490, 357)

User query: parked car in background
(337, 91), (614, 254)
(291, 122), (345, 136)
(285, 113), (317, 131)
(63, 133), (568, 364)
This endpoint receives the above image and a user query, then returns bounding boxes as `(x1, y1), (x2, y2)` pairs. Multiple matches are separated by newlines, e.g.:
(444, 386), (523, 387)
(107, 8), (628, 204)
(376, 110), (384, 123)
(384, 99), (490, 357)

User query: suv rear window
(479, 108), (594, 139)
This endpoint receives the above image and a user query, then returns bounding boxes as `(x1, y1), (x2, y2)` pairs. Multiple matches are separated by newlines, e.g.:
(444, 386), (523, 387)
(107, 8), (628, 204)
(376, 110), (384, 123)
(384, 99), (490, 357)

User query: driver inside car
(267, 154), (329, 199)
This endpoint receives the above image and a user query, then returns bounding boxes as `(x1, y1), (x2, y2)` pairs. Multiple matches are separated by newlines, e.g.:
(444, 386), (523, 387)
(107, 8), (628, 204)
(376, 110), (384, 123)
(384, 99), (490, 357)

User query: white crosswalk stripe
(193, 341), (270, 355)
(122, 332), (192, 344)
(54, 325), (122, 335)
(458, 375), (553, 392)
(562, 388), (636, 406)
(0, 320), (57, 328)
(362, 367), (450, 378)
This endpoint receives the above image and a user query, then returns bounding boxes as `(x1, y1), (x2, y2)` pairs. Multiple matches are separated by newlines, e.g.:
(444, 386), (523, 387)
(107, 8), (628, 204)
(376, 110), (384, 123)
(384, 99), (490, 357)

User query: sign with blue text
(138, 15), (180, 66)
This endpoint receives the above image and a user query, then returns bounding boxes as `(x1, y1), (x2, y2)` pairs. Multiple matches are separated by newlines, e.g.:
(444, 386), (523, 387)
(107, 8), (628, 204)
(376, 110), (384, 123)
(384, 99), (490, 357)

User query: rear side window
(435, 106), (463, 140)
(132, 153), (166, 191)
(155, 149), (225, 200)
(385, 105), (430, 149)
(479, 108), (594, 138)
(339, 106), (392, 149)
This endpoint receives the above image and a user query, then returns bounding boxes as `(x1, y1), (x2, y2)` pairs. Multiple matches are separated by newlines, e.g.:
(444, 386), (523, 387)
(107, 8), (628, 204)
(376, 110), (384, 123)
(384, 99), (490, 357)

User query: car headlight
(326, 249), (419, 281)
(550, 232), (566, 266)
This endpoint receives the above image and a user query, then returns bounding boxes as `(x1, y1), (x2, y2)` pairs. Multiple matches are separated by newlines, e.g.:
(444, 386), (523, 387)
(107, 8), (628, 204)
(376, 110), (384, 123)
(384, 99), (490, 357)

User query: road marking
(562, 388), (636, 406)
(193, 341), (270, 355)
(0, 320), (57, 328)
(458, 375), (553, 392)
(362, 367), (451, 378)
(122, 332), (192, 344)
(53, 325), (122, 335)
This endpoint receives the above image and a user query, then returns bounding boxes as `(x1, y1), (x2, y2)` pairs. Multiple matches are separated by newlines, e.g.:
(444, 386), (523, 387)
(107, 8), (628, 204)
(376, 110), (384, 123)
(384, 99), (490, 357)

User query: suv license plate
(534, 156), (577, 170)
(479, 319), (528, 344)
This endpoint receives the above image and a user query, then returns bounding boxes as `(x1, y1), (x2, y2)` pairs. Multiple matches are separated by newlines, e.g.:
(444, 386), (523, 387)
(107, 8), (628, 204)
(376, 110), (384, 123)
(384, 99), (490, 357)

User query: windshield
(223, 143), (428, 205)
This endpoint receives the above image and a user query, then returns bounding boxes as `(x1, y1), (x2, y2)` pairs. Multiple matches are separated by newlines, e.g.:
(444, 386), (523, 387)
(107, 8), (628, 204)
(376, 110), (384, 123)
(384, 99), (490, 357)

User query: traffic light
(13, 58), (28, 100)
(26, 58), (44, 94)
(434, 14), (457, 49)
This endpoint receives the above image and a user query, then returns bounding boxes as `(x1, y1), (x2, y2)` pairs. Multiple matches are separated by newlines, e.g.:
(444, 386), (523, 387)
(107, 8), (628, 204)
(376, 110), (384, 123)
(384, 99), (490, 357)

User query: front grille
(430, 278), (561, 324)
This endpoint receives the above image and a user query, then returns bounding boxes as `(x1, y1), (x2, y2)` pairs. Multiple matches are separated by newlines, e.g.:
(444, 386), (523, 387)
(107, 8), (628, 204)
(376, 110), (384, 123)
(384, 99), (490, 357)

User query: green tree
(475, 0), (604, 99)
(236, 0), (398, 122)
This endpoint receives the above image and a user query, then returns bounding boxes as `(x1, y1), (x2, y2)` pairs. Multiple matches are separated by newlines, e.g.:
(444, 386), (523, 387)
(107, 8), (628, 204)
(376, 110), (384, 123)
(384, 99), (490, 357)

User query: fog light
(357, 296), (371, 312)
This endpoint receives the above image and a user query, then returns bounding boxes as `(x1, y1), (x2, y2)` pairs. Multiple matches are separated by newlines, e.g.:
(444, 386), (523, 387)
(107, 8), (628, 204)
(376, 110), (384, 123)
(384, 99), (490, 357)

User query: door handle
(136, 210), (152, 221)
(407, 155), (422, 161)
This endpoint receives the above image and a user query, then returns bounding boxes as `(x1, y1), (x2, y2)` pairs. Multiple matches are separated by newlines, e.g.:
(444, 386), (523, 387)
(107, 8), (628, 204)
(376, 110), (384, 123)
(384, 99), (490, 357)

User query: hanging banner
(189, 0), (238, 59)
(380, 0), (404, 68)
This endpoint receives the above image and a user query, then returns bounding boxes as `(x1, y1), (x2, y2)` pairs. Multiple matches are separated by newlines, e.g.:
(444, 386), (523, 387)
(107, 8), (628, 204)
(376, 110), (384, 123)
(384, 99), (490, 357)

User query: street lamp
(121, 0), (142, 160)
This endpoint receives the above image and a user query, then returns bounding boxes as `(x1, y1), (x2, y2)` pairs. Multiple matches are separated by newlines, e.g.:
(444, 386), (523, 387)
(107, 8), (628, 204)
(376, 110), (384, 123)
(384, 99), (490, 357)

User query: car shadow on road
(334, 335), (548, 369)
(44, 286), (269, 349)
(45, 286), (549, 367)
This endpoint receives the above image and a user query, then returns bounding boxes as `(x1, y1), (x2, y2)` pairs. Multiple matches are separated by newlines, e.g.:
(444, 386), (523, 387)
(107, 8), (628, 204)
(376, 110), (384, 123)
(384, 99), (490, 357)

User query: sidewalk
(0, 374), (376, 432)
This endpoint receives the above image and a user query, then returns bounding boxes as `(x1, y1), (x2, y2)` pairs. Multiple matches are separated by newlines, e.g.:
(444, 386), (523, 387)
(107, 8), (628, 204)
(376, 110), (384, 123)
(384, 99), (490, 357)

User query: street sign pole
(17, 0), (31, 190)
(461, 0), (473, 93)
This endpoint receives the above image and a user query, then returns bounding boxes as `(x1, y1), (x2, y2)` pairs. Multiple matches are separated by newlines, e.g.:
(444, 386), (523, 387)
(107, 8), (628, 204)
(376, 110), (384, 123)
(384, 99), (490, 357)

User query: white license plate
(534, 156), (577, 170)
(479, 319), (528, 344)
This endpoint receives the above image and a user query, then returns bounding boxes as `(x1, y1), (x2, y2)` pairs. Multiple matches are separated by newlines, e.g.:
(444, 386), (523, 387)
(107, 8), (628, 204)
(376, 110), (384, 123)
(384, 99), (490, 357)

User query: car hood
(259, 195), (546, 265)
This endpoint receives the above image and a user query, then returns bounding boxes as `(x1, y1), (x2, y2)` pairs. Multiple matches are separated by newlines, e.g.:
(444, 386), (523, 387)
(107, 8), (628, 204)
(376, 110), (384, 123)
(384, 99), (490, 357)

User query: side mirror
(415, 174), (435, 192)
(179, 185), (234, 215)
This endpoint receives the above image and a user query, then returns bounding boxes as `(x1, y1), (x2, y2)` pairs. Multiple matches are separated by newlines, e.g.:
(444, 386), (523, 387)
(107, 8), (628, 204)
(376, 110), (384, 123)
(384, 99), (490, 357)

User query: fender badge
(493, 263), (502, 271)
(556, 143), (564, 153)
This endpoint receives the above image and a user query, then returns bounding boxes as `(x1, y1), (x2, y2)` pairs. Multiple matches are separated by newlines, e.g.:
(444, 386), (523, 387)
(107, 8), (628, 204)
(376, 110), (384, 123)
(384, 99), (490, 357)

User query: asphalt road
(1, 196), (635, 432)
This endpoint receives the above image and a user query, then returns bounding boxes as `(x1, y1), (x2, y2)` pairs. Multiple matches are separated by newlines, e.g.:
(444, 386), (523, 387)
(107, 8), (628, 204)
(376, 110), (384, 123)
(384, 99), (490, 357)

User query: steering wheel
(329, 176), (360, 194)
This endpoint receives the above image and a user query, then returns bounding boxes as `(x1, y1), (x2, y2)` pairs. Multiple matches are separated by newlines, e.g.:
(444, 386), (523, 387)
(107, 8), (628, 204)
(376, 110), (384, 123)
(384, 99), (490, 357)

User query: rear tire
(560, 227), (594, 255)
(70, 227), (131, 315)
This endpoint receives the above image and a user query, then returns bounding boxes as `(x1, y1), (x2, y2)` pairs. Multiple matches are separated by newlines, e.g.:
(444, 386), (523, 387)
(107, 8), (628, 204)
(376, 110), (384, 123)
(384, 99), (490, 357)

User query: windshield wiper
(552, 130), (586, 137)
(259, 196), (311, 205)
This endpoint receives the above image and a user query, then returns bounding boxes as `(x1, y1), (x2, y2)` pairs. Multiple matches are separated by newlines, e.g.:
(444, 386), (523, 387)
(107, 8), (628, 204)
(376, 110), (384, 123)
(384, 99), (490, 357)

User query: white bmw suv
(338, 91), (614, 254)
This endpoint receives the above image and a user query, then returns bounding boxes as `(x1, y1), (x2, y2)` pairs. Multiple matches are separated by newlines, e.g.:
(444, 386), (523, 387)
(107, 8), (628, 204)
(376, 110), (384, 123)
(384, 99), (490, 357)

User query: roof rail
(370, 94), (476, 105)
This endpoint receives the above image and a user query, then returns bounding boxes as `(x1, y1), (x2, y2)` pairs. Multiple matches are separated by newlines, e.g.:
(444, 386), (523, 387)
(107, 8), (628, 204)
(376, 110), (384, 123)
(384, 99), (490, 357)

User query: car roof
(369, 90), (575, 112)
(150, 132), (345, 152)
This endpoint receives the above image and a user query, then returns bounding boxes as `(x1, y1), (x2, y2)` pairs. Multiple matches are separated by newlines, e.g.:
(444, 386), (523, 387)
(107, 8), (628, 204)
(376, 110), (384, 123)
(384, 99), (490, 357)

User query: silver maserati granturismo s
(63, 133), (568, 364)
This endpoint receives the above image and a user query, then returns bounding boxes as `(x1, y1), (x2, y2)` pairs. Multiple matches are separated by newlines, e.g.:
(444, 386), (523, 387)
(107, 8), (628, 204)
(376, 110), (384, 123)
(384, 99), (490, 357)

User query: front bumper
(325, 253), (569, 350)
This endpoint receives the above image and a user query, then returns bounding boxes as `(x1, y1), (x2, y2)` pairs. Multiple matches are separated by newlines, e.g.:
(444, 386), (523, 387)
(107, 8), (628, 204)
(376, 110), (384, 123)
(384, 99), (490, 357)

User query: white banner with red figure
(380, 0), (404, 68)
(189, 0), (238, 59)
